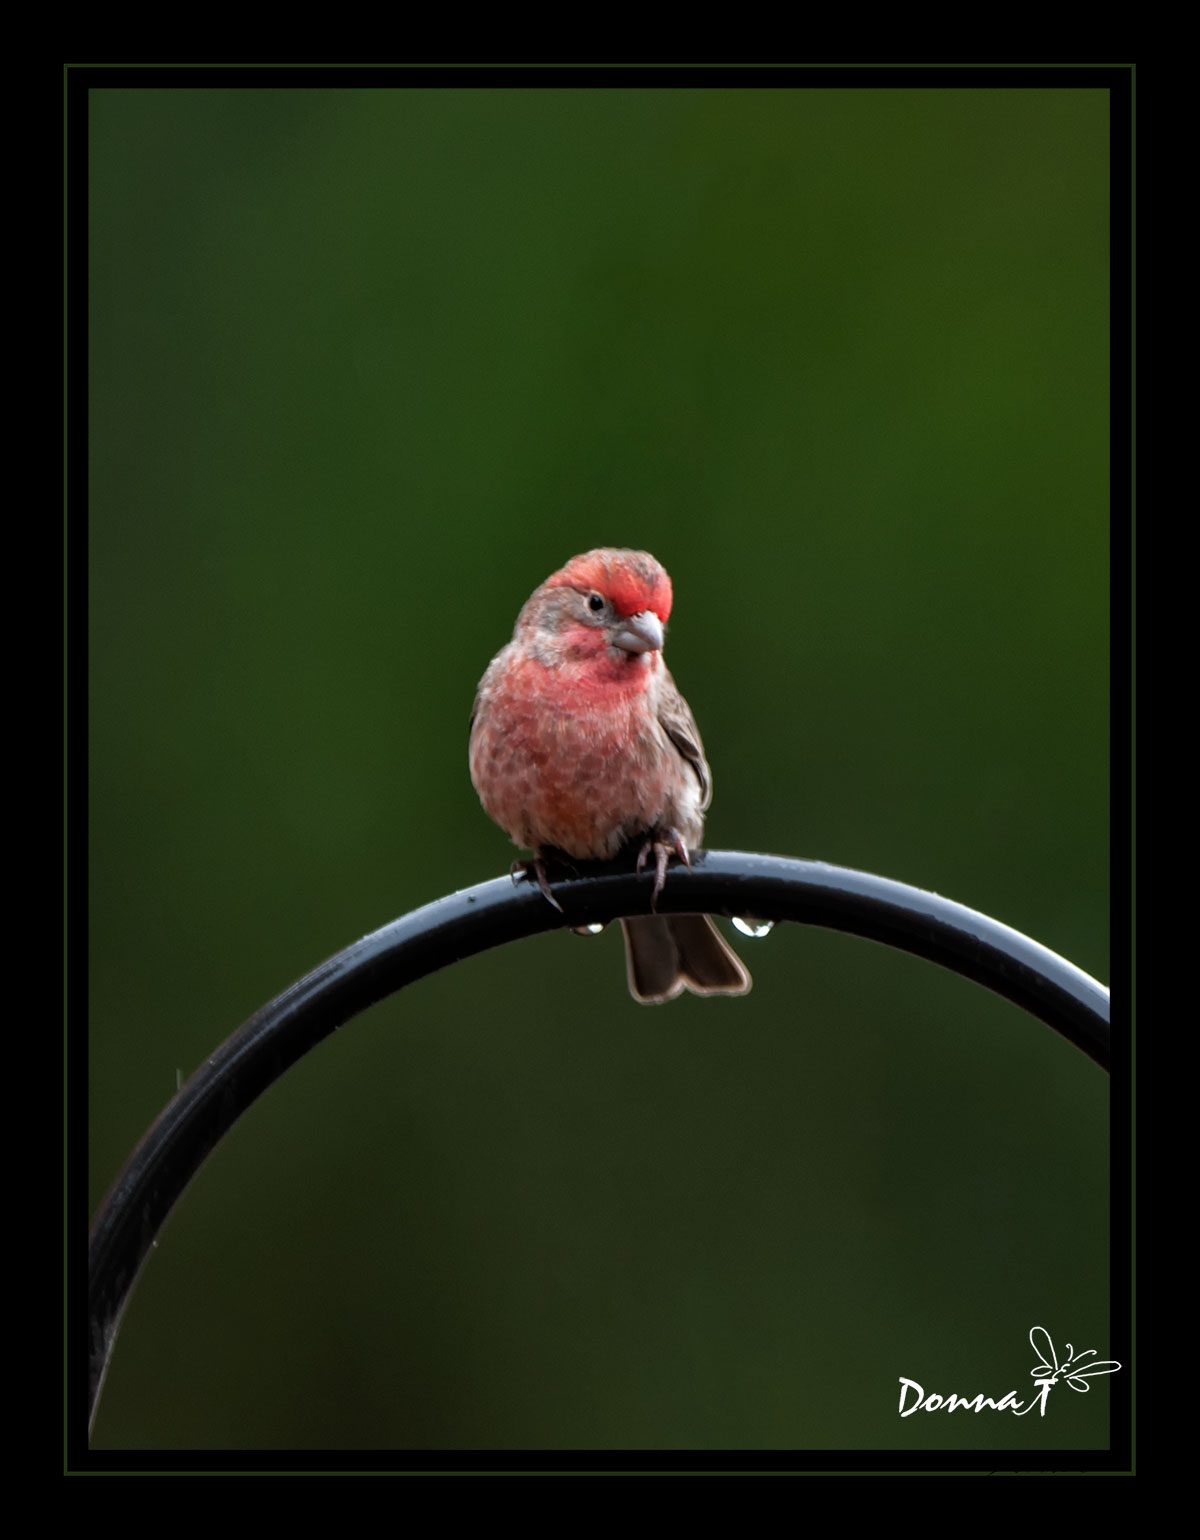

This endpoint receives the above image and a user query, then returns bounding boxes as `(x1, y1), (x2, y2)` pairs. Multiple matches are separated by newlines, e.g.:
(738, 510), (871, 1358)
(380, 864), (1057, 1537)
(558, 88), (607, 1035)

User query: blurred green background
(87, 83), (1111, 1454)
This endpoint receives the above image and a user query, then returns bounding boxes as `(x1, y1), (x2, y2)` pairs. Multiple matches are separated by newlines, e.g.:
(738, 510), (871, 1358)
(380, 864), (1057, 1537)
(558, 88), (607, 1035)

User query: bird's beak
(611, 609), (664, 655)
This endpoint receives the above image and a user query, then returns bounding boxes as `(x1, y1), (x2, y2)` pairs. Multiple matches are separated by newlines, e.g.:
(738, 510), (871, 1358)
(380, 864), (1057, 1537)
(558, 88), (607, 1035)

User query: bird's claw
(636, 828), (691, 912)
(511, 850), (577, 913)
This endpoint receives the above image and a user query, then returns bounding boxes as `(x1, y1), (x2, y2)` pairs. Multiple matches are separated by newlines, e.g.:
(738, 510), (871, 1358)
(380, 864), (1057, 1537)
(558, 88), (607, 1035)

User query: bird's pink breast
(470, 648), (692, 858)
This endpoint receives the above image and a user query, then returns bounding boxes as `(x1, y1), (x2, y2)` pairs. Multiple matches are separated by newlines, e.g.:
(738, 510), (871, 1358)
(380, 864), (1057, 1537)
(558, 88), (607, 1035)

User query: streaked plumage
(470, 548), (751, 1003)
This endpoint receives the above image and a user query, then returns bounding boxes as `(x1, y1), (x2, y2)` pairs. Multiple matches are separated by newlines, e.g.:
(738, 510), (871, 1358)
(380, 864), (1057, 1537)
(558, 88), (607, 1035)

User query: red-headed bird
(469, 548), (751, 1003)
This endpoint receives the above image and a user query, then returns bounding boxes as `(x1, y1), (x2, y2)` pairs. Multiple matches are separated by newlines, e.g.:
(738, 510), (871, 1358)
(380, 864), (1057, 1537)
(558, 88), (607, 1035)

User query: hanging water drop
(732, 915), (776, 939)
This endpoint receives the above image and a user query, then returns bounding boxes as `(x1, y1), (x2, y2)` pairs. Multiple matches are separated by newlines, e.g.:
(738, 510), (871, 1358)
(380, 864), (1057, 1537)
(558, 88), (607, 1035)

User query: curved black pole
(88, 851), (1110, 1434)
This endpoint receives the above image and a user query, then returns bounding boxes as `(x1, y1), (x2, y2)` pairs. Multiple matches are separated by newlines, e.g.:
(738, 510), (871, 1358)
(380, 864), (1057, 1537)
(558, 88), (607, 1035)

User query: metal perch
(87, 850), (1110, 1434)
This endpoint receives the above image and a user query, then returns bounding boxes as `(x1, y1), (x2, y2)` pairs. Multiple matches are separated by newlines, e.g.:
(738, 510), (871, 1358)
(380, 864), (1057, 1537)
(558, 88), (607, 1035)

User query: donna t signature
(898, 1327), (1122, 1419)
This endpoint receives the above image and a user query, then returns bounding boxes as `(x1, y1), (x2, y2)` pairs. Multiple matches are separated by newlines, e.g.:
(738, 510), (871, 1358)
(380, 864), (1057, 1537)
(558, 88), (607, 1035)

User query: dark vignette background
(87, 79), (1113, 1452)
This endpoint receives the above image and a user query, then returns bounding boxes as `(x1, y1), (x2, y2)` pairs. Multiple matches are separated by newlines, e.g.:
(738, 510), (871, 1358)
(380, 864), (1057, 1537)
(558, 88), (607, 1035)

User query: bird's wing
(658, 670), (712, 811)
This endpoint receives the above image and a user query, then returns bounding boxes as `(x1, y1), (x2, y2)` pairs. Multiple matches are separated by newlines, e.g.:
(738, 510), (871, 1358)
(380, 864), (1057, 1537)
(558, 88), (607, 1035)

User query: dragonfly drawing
(1028, 1326), (1121, 1395)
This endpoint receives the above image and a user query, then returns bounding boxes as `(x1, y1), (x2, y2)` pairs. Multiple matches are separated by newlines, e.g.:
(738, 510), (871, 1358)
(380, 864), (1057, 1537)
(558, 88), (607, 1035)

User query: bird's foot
(511, 849), (577, 913)
(635, 828), (691, 911)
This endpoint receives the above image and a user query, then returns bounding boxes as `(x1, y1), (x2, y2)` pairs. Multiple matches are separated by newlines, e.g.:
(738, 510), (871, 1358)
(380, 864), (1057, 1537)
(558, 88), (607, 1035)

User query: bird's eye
(586, 592), (606, 614)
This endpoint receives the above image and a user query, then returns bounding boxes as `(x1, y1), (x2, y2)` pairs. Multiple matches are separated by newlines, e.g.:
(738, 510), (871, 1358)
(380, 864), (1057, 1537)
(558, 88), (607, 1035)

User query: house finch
(469, 548), (751, 1003)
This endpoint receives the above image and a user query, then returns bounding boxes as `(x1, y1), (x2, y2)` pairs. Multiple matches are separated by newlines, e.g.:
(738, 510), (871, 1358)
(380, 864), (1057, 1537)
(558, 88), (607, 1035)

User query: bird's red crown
(547, 548), (674, 623)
